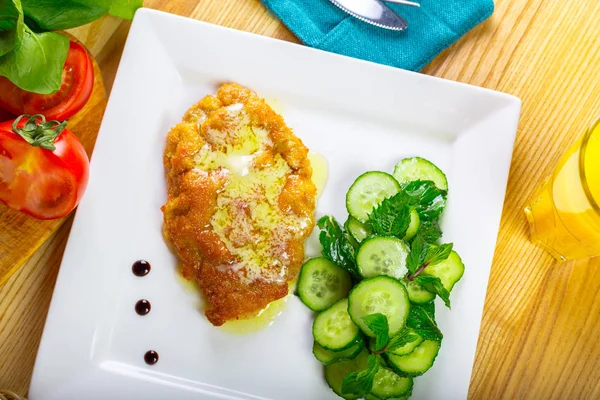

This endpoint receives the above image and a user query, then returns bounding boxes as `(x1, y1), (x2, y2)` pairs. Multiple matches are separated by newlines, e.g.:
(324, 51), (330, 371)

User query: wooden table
(1, 0), (599, 398)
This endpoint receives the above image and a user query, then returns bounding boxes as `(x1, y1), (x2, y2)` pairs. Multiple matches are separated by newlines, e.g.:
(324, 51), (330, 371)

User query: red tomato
(0, 115), (90, 220)
(0, 40), (94, 121)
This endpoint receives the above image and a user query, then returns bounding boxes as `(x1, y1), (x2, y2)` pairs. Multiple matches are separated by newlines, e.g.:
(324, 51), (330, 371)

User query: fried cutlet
(162, 83), (317, 326)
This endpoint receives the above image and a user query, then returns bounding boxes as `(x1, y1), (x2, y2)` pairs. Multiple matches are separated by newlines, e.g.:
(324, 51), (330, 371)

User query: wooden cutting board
(0, 53), (107, 286)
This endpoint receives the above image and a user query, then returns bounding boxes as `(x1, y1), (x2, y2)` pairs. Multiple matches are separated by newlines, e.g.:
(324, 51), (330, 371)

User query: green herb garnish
(317, 215), (359, 278)
(362, 313), (389, 352)
(0, 0), (142, 94)
(341, 354), (380, 396)
(406, 302), (443, 342)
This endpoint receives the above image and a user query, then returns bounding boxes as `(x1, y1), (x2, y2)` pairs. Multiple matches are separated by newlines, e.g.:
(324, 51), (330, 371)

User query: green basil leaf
(22, 0), (105, 31)
(0, 0), (23, 57)
(107, 0), (142, 20)
(21, 0), (141, 31)
(0, 27), (68, 94)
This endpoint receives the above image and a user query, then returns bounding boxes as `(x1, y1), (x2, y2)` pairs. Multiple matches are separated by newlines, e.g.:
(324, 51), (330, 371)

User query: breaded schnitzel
(162, 83), (316, 326)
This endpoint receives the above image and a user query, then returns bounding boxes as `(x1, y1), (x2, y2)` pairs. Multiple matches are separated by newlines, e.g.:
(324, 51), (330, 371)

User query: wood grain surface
(1, 0), (600, 398)
(0, 53), (107, 286)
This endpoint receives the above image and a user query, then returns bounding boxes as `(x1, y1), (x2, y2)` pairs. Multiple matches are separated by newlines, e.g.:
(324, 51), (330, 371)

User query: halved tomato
(0, 115), (89, 220)
(0, 40), (94, 121)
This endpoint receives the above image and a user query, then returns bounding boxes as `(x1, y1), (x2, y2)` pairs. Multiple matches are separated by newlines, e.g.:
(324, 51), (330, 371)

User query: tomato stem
(12, 114), (67, 151)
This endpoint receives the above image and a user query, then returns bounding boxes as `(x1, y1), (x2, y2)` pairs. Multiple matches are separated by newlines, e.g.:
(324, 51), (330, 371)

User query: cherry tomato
(0, 40), (94, 121)
(0, 115), (89, 220)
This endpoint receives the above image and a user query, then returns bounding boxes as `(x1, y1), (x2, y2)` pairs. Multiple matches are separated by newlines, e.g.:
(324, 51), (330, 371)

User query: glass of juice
(524, 117), (600, 261)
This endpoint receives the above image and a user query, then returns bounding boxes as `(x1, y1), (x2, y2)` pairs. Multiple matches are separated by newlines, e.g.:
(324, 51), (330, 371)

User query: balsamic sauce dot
(135, 299), (151, 316)
(144, 350), (159, 365)
(132, 260), (151, 277)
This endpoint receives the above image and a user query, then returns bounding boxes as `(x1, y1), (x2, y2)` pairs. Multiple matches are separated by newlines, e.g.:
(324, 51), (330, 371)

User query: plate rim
(29, 8), (521, 400)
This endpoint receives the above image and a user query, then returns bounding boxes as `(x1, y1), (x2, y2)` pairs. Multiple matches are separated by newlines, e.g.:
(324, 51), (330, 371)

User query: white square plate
(29, 8), (520, 400)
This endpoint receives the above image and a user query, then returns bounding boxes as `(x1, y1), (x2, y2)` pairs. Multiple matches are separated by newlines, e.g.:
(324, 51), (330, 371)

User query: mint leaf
(0, 26), (68, 93)
(418, 219), (443, 243)
(0, 0), (23, 58)
(386, 328), (421, 353)
(406, 303), (442, 341)
(367, 192), (411, 237)
(407, 237), (453, 281)
(414, 275), (451, 308)
(318, 215), (358, 278)
(362, 313), (389, 351)
(403, 180), (447, 221)
(341, 354), (379, 396)
(22, 0), (141, 31)
(425, 243), (453, 266)
(406, 234), (429, 274)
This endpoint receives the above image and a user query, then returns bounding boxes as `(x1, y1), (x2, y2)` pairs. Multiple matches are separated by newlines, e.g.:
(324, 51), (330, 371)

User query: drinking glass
(524, 117), (600, 260)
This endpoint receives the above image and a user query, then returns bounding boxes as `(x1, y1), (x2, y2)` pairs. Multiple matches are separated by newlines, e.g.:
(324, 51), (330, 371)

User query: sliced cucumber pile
(371, 366), (413, 399)
(313, 338), (365, 365)
(403, 279), (436, 304)
(393, 157), (448, 191)
(421, 250), (465, 292)
(370, 330), (424, 356)
(346, 171), (400, 222)
(384, 340), (441, 377)
(325, 349), (370, 400)
(348, 276), (409, 337)
(346, 216), (373, 243)
(298, 257), (353, 311)
(356, 237), (409, 279)
(298, 157), (463, 399)
(403, 208), (420, 241)
(313, 299), (360, 351)
(366, 395), (411, 400)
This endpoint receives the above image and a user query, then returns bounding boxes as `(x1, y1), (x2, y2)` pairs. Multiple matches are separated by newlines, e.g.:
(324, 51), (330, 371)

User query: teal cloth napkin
(261, 0), (494, 71)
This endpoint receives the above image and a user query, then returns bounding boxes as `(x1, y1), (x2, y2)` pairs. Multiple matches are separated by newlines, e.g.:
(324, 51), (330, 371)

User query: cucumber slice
(346, 171), (400, 222)
(313, 299), (360, 351)
(384, 340), (441, 377)
(366, 395), (410, 400)
(422, 250), (465, 292)
(313, 337), (364, 365)
(368, 330), (423, 356)
(371, 367), (413, 399)
(346, 216), (372, 243)
(343, 218), (360, 248)
(356, 237), (409, 279)
(348, 276), (410, 338)
(324, 349), (369, 400)
(387, 331), (424, 356)
(393, 157), (448, 191)
(367, 330), (423, 356)
(403, 208), (420, 241)
(404, 279), (435, 304)
(298, 258), (353, 311)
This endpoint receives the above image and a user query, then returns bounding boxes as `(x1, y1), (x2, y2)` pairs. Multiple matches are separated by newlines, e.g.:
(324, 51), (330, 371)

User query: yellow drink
(525, 118), (600, 260)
